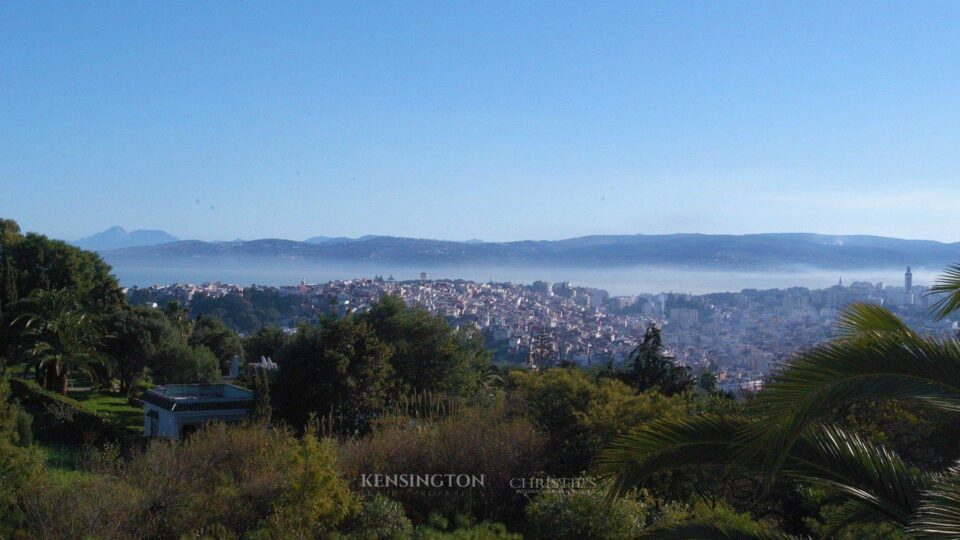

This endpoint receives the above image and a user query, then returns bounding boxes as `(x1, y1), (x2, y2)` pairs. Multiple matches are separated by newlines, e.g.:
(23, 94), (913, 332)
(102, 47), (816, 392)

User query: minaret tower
(905, 266), (913, 293)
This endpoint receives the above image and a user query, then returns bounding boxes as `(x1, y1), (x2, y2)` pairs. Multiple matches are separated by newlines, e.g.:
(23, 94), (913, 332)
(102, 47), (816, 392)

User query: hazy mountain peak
(74, 226), (179, 251)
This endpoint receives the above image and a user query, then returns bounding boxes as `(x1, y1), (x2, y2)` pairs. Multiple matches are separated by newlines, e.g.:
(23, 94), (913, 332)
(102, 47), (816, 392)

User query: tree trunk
(41, 365), (52, 391)
(58, 367), (69, 395)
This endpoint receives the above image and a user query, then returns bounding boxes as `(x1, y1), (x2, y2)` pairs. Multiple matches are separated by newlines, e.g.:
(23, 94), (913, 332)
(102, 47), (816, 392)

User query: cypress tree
(253, 368), (272, 423)
(1, 255), (16, 308)
(623, 323), (694, 396)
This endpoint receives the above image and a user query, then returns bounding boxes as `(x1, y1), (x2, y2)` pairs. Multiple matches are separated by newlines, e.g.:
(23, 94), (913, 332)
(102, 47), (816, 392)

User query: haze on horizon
(3, 2), (960, 243)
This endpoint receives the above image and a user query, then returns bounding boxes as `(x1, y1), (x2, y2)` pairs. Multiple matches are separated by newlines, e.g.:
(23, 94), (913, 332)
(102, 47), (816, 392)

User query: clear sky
(2, 1), (960, 243)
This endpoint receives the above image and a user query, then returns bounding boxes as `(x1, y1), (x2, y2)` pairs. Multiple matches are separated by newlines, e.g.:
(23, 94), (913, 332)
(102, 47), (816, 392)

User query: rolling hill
(94, 233), (960, 270)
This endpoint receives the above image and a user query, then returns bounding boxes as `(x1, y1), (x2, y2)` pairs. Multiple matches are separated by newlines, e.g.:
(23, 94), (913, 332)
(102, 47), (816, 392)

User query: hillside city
(127, 266), (952, 395)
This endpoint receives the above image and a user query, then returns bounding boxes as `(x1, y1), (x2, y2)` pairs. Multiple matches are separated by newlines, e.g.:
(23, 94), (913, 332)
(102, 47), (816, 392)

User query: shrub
(19, 476), (146, 540)
(0, 377), (43, 535)
(18, 422), (356, 539)
(342, 495), (414, 540)
(340, 404), (546, 523)
(415, 520), (522, 539)
(14, 407), (32, 446)
(123, 422), (354, 537)
(524, 489), (646, 540)
(265, 429), (358, 537)
(645, 500), (783, 537)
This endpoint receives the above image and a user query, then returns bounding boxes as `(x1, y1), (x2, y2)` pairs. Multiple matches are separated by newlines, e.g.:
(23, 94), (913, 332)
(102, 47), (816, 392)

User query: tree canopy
(101, 306), (179, 395)
(359, 295), (490, 396)
(272, 317), (393, 434)
(188, 314), (245, 370)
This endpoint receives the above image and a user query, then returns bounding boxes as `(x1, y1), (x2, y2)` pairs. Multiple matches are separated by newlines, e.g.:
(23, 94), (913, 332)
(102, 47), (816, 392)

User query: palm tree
(596, 265), (960, 538)
(13, 289), (109, 394)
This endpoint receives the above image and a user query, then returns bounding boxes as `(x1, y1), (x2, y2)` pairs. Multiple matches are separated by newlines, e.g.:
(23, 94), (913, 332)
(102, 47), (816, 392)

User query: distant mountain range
(79, 227), (960, 270)
(73, 226), (179, 251)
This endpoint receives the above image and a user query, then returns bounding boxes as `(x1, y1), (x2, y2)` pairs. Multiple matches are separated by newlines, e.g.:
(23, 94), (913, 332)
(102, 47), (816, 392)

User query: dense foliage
(272, 296), (496, 435)
(341, 404), (546, 523)
(359, 295), (491, 396)
(509, 368), (690, 476)
(272, 316), (394, 434)
(127, 286), (309, 333)
(0, 377), (42, 536)
(598, 297), (960, 537)
(188, 313), (245, 369)
(524, 490), (645, 540)
(243, 324), (288, 362)
(19, 423), (355, 538)
(619, 324), (695, 396)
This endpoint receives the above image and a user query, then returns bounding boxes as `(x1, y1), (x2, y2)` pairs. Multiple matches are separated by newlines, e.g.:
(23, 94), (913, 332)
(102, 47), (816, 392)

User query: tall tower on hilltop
(905, 266), (913, 293)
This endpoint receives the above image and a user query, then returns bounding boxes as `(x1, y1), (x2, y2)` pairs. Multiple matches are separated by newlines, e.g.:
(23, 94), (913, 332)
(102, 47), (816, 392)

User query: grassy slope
(69, 390), (143, 433)
(10, 370), (144, 433)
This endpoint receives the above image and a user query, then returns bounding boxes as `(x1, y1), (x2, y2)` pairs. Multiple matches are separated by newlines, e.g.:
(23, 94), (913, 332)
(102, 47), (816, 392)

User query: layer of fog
(107, 259), (941, 297)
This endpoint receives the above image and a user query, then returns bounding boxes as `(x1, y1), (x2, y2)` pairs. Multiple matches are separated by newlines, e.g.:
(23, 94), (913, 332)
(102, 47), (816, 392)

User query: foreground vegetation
(598, 286), (960, 537)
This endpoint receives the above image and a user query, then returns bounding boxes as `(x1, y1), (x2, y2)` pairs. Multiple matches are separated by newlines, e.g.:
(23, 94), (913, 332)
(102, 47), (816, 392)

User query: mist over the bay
(109, 260), (937, 296)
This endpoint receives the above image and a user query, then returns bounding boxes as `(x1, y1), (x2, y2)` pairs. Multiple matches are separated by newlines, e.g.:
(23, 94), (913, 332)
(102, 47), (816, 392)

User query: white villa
(142, 383), (256, 439)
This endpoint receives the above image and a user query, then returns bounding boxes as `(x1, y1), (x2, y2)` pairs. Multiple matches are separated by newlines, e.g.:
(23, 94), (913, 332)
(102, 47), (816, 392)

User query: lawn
(8, 366), (145, 433)
(69, 390), (144, 433)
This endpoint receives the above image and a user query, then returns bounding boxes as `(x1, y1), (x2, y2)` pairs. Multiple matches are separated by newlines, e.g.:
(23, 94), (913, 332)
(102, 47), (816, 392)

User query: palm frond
(819, 500), (889, 539)
(908, 463), (960, 539)
(744, 332), (960, 475)
(761, 333), (960, 413)
(836, 303), (912, 339)
(595, 414), (753, 501)
(785, 425), (930, 526)
(928, 263), (960, 320)
(597, 417), (928, 531)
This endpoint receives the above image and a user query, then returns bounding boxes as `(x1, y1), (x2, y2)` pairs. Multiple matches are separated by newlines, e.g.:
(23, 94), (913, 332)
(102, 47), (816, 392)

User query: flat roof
(142, 383), (255, 412)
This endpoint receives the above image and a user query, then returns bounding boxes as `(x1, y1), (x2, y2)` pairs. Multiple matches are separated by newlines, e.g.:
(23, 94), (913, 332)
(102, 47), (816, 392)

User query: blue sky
(2, 1), (960, 242)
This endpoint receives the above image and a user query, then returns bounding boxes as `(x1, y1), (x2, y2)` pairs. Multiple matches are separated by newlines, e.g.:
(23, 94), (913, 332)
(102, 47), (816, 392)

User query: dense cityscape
(127, 266), (952, 394)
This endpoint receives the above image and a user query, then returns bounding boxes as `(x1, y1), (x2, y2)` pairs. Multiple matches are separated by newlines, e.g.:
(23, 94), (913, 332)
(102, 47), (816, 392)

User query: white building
(142, 383), (256, 439)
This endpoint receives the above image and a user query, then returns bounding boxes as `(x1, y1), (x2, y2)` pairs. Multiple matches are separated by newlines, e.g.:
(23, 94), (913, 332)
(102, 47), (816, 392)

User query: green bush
(524, 489), (645, 540)
(14, 407), (32, 446)
(19, 476), (147, 539)
(16, 423), (356, 539)
(643, 500), (782, 537)
(415, 520), (522, 539)
(342, 495), (414, 540)
(0, 377), (43, 536)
